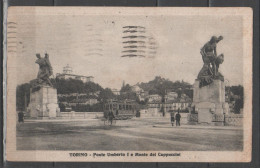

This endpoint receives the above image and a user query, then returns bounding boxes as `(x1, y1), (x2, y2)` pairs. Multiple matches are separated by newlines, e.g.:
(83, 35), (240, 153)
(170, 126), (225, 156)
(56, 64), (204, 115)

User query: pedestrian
(18, 111), (24, 123)
(170, 112), (175, 127)
(108, 111), (115, 125)
(175, 110), (181, 126)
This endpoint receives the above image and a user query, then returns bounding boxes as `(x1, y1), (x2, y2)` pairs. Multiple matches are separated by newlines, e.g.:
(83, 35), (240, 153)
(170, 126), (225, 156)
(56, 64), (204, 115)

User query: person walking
(108, 111), (115, 126)
(175, 110), (181, 126)
(18, 111), (24, 123)
(170, 112), (175, 127)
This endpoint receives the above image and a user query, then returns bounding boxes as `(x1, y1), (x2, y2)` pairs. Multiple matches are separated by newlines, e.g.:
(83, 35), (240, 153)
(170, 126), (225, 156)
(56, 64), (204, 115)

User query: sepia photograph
(5, 7), (252, 162)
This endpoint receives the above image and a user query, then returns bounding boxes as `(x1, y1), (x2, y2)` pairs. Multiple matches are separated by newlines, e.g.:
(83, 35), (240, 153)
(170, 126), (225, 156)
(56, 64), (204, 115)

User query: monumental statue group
(27, 52), (60, 119)
(198, 36), (224, 87)
(192, 36), (229, 125)
(31, 52), (53, 88)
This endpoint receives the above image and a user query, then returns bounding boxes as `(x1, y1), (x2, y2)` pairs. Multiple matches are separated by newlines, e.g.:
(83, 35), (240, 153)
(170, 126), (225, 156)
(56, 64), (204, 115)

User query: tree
(84, 82), (103, 93)
(148, 89), (158, 95)
(118, 83), (138, 100)
(55, 78), (84, 94)
(99, 88), (115, 102)
(120, 84), (132, 93)
(118, 92), (137, 101)
(58, 103), (65, 112)
(226, 85), (244, 113)
(234, 99), (243, 114)
(55, 78), (103, 94)
(16, 83), (31, 111)
(139, 76), (192, 98)
(183, 88), (193, 99)
(230, 85), (243, 98)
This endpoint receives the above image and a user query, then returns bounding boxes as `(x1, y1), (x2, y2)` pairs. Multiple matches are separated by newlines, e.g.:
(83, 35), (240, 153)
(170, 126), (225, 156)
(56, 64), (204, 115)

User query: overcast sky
(9, 9), (243, 89)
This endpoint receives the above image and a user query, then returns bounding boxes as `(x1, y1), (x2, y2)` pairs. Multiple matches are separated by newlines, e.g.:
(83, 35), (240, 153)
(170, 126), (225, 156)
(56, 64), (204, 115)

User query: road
(16, 117), (243, 151)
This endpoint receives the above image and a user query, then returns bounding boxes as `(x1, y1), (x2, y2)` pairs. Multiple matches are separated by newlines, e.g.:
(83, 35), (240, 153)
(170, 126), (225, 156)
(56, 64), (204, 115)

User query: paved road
(16, 118), (243, 151)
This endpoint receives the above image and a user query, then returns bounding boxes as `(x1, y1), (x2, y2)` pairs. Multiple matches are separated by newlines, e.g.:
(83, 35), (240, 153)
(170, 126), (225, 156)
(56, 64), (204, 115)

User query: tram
(103, 99), (137, 120)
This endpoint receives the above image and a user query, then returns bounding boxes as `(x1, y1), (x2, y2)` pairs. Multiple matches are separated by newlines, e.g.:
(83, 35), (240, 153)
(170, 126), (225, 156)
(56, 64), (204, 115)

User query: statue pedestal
(28, 86), (60, 119)
(192, 79), (229, 125)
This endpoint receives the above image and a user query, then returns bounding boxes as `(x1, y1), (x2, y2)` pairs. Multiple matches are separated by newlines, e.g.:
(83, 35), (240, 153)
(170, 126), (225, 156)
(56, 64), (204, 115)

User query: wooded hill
(16, 76), (243, 113)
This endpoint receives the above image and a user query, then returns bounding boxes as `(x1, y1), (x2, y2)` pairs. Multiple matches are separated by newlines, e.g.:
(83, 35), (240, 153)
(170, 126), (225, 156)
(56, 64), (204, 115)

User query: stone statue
(197, 36), (224, 87)
(32, 52), (53, 87)
(28, 52), (60, 119)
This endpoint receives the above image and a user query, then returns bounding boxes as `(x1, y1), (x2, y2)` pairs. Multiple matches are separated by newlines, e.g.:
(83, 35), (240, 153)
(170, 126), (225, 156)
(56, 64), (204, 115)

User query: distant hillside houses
(131, 85), (143, 95)
(58, 92), (99, 111)
(111, 89), (120, 95)
(58, 93), (99, 98)
(165, 92), (178, 101)
(56, 64), (94, 83)
(68, 98), (98, 106)
(148, 94), (162, 102)
(130, 85), (148, 101)
(148, 93), (192, 112)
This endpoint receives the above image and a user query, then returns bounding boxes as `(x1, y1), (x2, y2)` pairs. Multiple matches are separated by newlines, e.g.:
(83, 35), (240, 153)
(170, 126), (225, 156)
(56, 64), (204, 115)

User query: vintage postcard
(5, 7), (252, 162)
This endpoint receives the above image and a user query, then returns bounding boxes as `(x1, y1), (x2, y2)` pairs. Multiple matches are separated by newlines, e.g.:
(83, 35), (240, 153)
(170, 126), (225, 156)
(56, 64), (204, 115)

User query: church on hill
(56, 64), (94, 83)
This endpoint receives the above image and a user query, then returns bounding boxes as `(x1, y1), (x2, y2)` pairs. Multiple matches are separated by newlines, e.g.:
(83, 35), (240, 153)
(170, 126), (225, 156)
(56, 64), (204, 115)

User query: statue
(197, 36), (224, 87)
(31, 52), (53, 87)
(28, 52), (60, 119)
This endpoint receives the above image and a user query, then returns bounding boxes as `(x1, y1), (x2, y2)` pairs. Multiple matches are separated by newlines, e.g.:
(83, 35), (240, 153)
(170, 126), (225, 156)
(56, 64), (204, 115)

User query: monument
(192, 36), (229, 125)
(27, 52), (60, 119)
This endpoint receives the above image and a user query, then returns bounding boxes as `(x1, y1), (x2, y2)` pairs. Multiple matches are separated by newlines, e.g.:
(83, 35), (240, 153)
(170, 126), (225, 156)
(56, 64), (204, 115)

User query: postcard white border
(5, 7), (253, 162)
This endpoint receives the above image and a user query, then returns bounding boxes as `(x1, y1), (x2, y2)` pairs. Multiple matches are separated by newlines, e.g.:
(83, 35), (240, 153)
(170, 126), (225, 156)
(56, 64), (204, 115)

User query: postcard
(5, 7), (252, 162)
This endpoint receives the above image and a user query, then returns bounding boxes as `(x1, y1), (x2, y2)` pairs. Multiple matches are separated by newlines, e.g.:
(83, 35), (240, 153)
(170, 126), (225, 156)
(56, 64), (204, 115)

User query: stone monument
(27, 52), (60, 119)
(192, 36), (229, 125)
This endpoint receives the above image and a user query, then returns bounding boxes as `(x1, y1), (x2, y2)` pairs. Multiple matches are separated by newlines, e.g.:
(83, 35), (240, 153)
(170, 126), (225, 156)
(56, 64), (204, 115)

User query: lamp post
(223, 111), (226, 126)
(164, 89), (167, 117)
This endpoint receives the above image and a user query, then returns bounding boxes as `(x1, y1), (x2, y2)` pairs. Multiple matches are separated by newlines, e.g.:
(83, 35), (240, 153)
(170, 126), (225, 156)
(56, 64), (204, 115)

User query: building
(173, 93), (192, 111)
(165, 91), (178, 101)
(148, 92), (192, 112)
(148, 94), (162, 102)
(131, 85), (143, 95)
(148, 100), (162, 109)
(148, 100), (191, 112)
(171, 101), (191, 111)
(56, 64), (94, 83)
(131, 85), (148, 101)
(112, 89), (120, 95)
(68, 98), (98, 106)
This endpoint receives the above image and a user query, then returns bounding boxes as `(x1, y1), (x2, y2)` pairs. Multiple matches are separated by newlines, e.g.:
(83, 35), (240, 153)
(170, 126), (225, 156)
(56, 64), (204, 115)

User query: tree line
(16, 78), (115, 111)
(16, 77), (244, 113)
(138, 76), (193, 99)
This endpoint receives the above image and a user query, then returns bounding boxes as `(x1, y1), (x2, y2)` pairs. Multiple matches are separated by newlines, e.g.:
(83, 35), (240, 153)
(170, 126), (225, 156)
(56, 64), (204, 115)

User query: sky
(8, 9), (244, 90)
